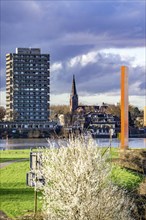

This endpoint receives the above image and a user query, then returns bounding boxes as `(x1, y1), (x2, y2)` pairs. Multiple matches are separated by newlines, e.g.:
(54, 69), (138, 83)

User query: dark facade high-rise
(6, 48), (50, 122)
(70, 75), (78, 113)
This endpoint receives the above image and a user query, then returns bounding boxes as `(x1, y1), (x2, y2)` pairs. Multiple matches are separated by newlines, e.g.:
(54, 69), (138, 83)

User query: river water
(0, 138), (146, 150)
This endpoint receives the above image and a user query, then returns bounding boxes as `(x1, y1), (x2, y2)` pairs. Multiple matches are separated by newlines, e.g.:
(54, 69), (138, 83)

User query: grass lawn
(0, 148), (144, 219)
(111, 165), (143, 190)
(0, 147), (119, 163)
(101, 147), (119, 158)
(0, 150), (30, 162)
(0, 161), (42, 219)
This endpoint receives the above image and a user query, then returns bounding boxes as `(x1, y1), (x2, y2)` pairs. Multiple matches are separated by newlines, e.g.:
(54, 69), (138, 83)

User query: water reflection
(0, 138), (146, 150)
(0, 138), (49, 150)
(96, 138), (146, 149)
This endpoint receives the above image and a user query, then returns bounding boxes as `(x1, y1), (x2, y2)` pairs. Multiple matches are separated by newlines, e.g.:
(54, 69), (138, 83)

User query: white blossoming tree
(38, 137), (136, 220)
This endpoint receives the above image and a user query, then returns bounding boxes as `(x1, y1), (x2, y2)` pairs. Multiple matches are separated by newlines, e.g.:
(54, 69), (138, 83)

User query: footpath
(0, 159), (28, 169)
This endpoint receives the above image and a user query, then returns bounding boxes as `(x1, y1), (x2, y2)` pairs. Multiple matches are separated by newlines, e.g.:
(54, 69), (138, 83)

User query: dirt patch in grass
(0, 210), (12, 220)
(113, 149), (146, 194)
(113, 149), (146, 219)
(116, 149), (146, 174)
(16, 213), (44, 220)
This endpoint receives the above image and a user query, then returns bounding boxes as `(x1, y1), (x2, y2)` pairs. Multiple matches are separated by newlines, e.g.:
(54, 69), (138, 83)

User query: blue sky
(0, 0), (145, 109)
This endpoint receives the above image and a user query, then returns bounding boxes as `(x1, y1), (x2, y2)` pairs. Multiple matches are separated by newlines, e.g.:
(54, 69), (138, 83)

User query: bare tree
(50, 105), (70, 120)
(0, 106), (6, 121)
(106, 104), (121, 118)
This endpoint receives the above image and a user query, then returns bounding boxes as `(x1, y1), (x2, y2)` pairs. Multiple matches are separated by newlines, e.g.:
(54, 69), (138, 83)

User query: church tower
(70, 75), (78, 113)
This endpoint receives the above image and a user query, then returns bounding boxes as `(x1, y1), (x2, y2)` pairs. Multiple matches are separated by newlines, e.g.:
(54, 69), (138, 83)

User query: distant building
(68, 75), (119, 137)
(70, 75), (78, 113)
(84, 112), (118, 137)
(6, 48), (50, 122)
(76, 104), (108, 114)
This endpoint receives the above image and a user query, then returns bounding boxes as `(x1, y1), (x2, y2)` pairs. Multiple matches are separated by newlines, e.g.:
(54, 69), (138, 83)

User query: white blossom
(36, 137), (136, 220)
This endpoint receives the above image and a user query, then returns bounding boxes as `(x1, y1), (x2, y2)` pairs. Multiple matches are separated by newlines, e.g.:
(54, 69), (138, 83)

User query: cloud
(51, 62), (63, 72)
(0, 91), (6, 107)
(51, 49), (145, 98)
(1, 1), (145, 57)
(0, 68), (6, 91)
(1, 1), (42, 23)
(0, 1), (145, 108)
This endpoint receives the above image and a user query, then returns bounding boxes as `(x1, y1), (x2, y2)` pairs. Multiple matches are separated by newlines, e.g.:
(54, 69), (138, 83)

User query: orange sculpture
(121, 66), (129, 150)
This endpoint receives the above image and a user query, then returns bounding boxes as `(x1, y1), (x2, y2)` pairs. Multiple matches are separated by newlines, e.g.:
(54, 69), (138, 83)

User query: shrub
(38, 137), (137, 220)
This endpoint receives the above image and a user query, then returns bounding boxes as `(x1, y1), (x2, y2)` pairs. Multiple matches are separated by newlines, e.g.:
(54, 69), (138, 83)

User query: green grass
(0, 150), (30, 162)
(0, 161), (42, 219)
(111, 165), (143, 190)
(0, 148), (119, 163)
(101, 147), (119, 159)
(0, 148), (144, 219)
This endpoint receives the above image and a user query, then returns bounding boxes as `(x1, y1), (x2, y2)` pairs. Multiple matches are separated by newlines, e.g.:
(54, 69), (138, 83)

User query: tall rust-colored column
(121, 66), (129, 150)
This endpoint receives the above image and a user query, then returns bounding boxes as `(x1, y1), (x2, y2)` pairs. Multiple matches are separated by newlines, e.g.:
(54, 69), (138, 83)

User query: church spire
(70, 75), (78, 113)
(71, 75), (77, 95)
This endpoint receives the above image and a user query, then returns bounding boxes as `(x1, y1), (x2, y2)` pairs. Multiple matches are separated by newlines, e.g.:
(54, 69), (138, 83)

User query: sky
(0, 0), (146, 109)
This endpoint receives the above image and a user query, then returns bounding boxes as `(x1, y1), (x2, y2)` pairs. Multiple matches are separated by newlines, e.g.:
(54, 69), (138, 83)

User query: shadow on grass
(0, 188), (35, 201)
(0, 158), (29, 163)
(0, 188), (34, 194)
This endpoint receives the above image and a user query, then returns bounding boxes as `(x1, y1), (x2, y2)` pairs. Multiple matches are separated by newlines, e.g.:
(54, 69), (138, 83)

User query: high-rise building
(6, 48), (50, 122)
(70, 75), (78, 113)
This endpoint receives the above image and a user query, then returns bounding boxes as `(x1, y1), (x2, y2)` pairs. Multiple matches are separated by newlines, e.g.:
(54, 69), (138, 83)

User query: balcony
(6, 54), (12, 61)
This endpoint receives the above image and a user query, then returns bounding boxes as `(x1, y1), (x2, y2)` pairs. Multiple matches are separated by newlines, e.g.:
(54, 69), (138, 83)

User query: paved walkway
(0, 158), (28, 169)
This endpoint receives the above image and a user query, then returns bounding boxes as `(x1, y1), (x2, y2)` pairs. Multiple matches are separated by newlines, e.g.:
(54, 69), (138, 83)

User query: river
(0, 138), (146, 150)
